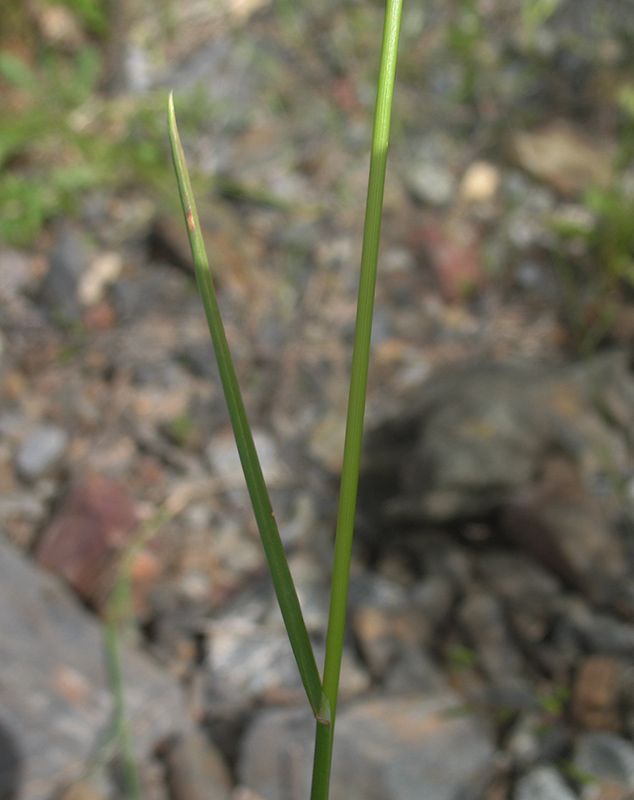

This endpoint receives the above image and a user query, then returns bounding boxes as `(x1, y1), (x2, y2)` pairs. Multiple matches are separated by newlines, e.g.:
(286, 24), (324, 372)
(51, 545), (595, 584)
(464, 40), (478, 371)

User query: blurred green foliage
(44, 0), (110, 35)
(0, 0), (183, 246)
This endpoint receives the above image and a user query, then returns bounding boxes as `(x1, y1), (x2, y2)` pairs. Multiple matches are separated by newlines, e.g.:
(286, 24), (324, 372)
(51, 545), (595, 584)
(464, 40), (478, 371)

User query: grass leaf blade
(167, 93), (326, 721)
(310, 0), (403, 795)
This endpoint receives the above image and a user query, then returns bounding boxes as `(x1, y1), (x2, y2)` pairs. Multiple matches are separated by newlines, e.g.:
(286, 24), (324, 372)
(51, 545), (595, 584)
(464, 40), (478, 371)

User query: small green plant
(0, 23), (189, 246)
(168, 0), (403, 794)
(102, 491), (194, 800)
(537, 684), (570, 717)
(520, 0), (563, 38)
(447, 643), (479, 671)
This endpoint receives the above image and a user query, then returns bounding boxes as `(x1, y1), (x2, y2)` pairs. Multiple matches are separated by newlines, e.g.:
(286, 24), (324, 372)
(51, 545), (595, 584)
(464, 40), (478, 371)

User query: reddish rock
(81, 300), (117, 330)
(331, 76), (361, 113)
(35, 473), (139, 609)
(409, 219), (484, 302)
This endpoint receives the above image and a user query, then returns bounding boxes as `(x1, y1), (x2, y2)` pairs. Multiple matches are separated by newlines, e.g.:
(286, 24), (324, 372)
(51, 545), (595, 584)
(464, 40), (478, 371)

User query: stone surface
(513, 120), (612, 196)
(359, 353), (632, 601)
(572, 657), (624, 732)
(383, 648), (447, 696)
(206, 617), (369, 713)
(559, 598), (634, 657)
(14, 425), (69, 482)
(457, 592), (527, 689)
(35, 473), (139, 608)
(77, 252), (123, 307)
(574, 732), (634, 791)
(352, 603), (430, 681)
(0, 717), (22, 800)
(349, 573), (432, 683)
(239, 692), (495, 800)
(513, 766), (577, 800)
(403, 137), (456, 206)
(460, 161), (501, 203)
(55, 780), (108, 800)
(411, 219), (484, 302)
(308, 411), (347, 473)
(506, 714), (569, 770)
(410, 574), (455, 630)
(39, 222), (87, 322)
(206, 428), (287, 488)
(0, 539), (190, 800)
(502, 456), (621, 605)
(159, 729), (232, 800)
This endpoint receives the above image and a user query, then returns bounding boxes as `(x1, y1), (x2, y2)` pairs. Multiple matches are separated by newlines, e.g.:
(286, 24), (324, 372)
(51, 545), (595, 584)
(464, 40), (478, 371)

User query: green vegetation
(0, 1), (186, 246)
(537, 684), (570, 717)
(168, 0), (403, 794)
(0, 59), (170, 245)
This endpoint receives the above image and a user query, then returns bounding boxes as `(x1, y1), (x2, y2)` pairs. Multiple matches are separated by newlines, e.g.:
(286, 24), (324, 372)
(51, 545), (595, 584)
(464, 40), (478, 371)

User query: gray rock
(205, 618), (369, 715)
(514, 766), (577, 800)
(410, 574), (455, 630)
(0, 494), (47, 523)
(206, 620), (305, 712)
(177, 342), (219, 380)
(475, 552), (562, 606)
(352, 602), (431, 681)
(558, 597), (634, 657)
(458, 592), (527, 689)
(384, 648), (447, 695)
(239, 692), (495, 800)
(413, 535), (473, 590)
(0, 718), (21, 800)
(159, 729), (232, 800)
(0, 540), (190, 800)
(402, 137), (457, 207)
(14, 425), (69, 482)
(348, 573), (410, 610)
(405, 161), (455, 206)
(0, 249), (40, 327)
(206, 428), (287, 488)
(574, 732), (634, 790)
(349, 572), (432, 681)
(359, 353), (632, 601)
(40, 222), (87, 323)
(506, 713), (570, 769)
(0, 412), (30, 440)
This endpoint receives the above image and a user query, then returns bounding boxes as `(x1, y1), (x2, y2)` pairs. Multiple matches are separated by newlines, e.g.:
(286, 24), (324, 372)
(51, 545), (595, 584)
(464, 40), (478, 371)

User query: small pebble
(514, 766), (577, 800)
(15, 425), (69, 482)
(406, 161), (455, 206)
(574, 732), (634, 790)
(460, 161), (500, 203)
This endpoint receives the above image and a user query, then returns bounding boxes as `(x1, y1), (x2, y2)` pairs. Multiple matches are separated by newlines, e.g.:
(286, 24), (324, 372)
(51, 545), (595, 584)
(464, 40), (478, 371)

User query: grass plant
(168, 0), (403, 795)
(102, 489), (196, 800)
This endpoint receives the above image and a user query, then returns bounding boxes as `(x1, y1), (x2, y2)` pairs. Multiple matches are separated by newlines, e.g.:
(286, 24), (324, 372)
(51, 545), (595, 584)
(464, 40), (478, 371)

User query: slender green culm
(169, 0), (401, 789)
(310, 0), (403, 797)
(102, 495), (193, 800)
(168, 95), (329, 726)
(104, 585), (143, 800)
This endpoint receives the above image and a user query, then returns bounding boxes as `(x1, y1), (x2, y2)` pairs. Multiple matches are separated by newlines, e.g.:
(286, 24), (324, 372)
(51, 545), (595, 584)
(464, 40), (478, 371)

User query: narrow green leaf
(310, 0), (403, 796)
(168, 93), (327, 723)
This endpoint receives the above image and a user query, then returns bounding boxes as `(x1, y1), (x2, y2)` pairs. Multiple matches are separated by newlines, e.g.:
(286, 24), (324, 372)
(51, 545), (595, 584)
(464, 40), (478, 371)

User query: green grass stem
(310, 0), (403, 796)
(168, 96), (328, 726)
(100, 488), (209, 797)
(169, 0), (401, 787)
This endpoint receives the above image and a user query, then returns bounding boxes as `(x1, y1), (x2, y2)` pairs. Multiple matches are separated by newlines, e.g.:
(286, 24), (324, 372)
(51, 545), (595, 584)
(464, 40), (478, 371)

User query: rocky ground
(3, 1), (634, 799)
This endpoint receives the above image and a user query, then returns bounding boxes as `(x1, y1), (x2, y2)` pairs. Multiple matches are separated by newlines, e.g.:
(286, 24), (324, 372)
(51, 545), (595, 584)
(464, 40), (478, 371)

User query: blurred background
(4, 1), (634, 799)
